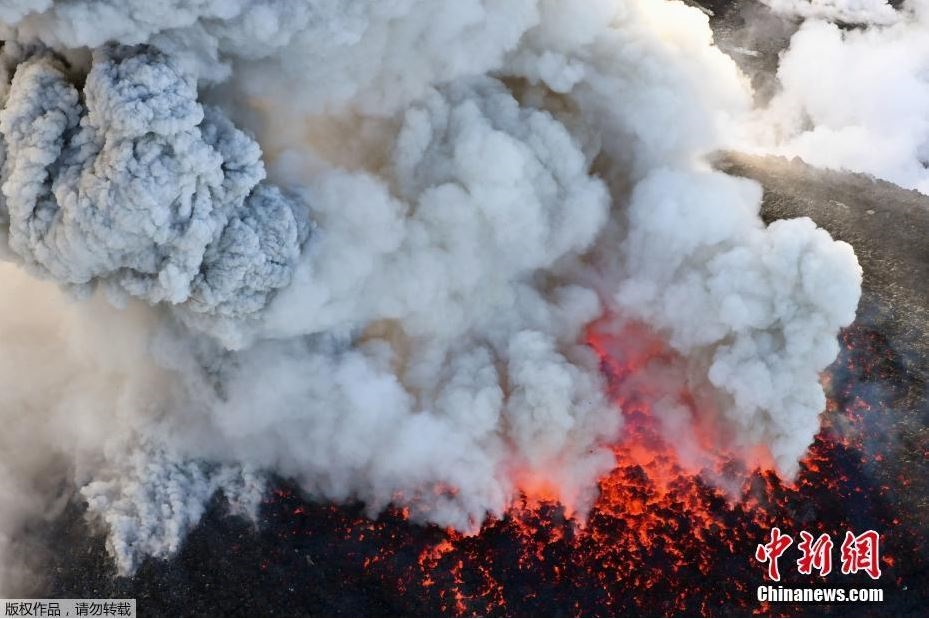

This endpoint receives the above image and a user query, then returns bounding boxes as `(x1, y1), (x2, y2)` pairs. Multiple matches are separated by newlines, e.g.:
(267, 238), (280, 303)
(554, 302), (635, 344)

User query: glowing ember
(231, 322), (922, 615)
(42, 321), (929, 615)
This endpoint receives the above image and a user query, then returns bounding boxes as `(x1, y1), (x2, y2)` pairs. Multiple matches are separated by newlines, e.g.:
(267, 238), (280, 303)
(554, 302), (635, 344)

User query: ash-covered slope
(717, 152), (929, 380)
(688, 0), (800, 102)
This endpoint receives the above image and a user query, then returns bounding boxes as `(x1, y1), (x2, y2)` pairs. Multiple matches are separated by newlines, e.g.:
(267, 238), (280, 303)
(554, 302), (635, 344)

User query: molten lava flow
(249, 320), (922, 616)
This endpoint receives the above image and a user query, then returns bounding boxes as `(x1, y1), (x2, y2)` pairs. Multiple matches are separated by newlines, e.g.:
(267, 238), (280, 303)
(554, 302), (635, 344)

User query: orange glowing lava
(258, 321), (915, 616)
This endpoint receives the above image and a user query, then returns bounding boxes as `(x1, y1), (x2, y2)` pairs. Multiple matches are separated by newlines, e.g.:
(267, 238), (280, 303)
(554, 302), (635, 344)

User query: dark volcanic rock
(688, 0), (799, 103)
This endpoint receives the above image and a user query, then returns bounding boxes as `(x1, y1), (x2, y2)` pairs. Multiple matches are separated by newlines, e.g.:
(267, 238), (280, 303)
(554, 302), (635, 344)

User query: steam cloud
(0, 0), (863, 587)
(745, 0), (929, 194)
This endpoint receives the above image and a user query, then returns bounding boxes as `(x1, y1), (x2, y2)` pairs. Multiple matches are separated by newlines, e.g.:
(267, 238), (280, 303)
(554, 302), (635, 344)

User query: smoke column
(743, 0), (929, 194)
(0, 0), (862, 587)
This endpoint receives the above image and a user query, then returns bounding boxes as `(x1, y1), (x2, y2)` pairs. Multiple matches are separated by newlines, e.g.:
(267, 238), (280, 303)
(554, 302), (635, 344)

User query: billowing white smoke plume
(746, 0), (929, 194)
(0, 0), (861, 585)
(761, 0), (900, 23)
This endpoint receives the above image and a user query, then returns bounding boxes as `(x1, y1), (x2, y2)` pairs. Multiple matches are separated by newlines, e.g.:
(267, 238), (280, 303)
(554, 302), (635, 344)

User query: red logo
(755, 529), (881, 581)
(840, 530), (882, 580)
(797, 531), (834, 577)
(755, 527), (794, 582)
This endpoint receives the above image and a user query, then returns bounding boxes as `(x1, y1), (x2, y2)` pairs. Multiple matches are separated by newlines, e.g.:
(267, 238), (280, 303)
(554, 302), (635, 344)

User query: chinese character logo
(755, 528), (881, 581)
(797, 531), (834, 577)
(840, 529), (882, 580)
(755, 527), (794, 581)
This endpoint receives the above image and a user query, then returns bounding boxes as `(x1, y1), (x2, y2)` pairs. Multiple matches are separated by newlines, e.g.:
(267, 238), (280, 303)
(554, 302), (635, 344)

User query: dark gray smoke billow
(0, 45), (308, 331)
